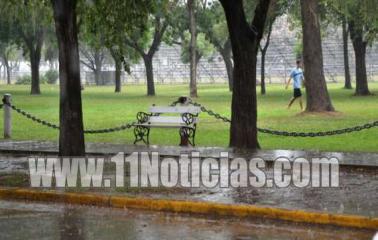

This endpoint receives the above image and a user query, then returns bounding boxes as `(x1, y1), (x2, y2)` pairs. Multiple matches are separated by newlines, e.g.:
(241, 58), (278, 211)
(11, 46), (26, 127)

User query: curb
(0, 188), (377, 229)
(1, 141), (378, 168)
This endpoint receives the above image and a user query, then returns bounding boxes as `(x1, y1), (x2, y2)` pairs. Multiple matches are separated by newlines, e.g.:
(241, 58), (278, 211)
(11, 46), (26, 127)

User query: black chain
(189, 101), (231, 123)
(188, 101), (378, 137)
(4, 102), (60, 130)
(4, 99), (377, 137)
(2, 102), (136, 134)
(84, 122), (137, 134)
(257, 123), (378, 137)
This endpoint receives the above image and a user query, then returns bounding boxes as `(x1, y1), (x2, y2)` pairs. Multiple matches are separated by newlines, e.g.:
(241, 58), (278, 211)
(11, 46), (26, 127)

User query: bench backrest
(149, 106), (201, 115)
(148, 116), (198, 125)
(142, 106), (201, 126)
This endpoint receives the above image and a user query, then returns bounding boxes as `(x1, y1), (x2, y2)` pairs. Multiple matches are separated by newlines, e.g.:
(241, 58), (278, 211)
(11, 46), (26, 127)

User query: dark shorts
(293, 88), (302, 98)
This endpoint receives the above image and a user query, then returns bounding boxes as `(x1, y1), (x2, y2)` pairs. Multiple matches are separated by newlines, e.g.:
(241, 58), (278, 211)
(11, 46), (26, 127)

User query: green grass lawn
(0, 83), (377, 152)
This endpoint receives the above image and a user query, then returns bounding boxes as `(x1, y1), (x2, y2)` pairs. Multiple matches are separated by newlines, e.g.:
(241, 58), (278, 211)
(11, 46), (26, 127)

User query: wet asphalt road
(1, 154), (377, 217)
(0, 200), (376, 240)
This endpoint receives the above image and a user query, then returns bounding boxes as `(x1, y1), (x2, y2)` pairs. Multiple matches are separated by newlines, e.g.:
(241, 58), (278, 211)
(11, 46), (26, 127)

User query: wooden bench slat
(135, 123), (195, 129)
(147, 116), (198, 124)
(149, 106), (201, 114)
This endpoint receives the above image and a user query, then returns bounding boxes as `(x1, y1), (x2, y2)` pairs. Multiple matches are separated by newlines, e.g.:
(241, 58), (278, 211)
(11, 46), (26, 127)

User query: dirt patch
(296, 111), (344, 118)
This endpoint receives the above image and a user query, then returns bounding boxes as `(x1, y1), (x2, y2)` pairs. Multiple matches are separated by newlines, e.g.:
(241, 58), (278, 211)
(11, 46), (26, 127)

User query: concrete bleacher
(58, 16), (378, 85)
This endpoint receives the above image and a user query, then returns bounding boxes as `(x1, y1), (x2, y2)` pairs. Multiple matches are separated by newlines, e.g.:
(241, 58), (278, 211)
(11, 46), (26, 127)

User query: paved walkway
(0, 140), (377, 167)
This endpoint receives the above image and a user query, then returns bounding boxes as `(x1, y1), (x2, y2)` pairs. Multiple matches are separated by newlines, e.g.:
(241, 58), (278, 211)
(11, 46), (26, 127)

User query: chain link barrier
(2, 98), (377, 137)
(187, 100), (378, 137)
(3, 102), (60, 130)
(2, 101), (136, 134)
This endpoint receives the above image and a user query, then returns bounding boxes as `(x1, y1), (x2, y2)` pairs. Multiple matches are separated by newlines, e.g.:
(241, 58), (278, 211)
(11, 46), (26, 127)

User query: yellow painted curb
(0, 188), (377, 230)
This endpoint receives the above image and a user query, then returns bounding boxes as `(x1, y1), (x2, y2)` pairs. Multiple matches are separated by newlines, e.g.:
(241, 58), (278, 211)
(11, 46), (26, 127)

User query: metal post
(3, 94), (11, 139)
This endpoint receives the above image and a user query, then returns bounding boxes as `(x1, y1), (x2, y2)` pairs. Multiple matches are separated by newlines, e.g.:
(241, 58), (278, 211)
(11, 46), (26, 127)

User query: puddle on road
(0, 200), (375, 240)
(190, 167), (378, 217)
(0, 154), (377, 217)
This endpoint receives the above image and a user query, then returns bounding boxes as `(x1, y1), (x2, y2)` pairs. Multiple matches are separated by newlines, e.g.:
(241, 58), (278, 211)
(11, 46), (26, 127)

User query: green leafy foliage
(15, 75), (32, 85)
(323, 0), (378, 44)
(44, 69), (59, 84)
(85, 0), (157, 63)
(0, 0), (52, 55)
(180, 32), (214, 63)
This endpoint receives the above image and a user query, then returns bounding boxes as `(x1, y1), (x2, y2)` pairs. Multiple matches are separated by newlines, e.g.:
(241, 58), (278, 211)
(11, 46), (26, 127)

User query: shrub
(40, 75), (47, 84)
(15, 75), (32, 85)
(44, 70), (59, 84)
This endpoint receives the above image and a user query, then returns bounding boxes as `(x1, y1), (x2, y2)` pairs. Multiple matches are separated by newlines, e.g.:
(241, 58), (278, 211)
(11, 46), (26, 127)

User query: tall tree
(83, 1), (141, 93)
(300, 0), (334, 112)
(121, 1), (175, 96)
(259, 0), (289, 95)
(85, 0), (154, 94)
(349, 20), (370, 95)
(188, 0), (198, 97)
(51, 0), (85, 156)
(109, 48), (123, 92)
(342, 18), (352, 89)
(322, 0), (352, 89)
(0, 15), (18, 85)
(0, 45), (18, 84)
(44, 34), (59, 70)
(196, 2), (234, 91)
(259, 20), (273, 95)
(79, 12), (109, 86)
(167, 1), (218, 92)
(79, 45), (106, 85)
(180, 32), (215, 74)
(219, 0), (271, 149)
(1, 0), (51, 94)
(329, 0), (378, 95)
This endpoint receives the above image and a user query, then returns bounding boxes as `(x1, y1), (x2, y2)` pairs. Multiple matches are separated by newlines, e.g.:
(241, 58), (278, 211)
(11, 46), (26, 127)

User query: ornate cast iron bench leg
(134, 126), (150, 145)
(179, 127), (196, 147)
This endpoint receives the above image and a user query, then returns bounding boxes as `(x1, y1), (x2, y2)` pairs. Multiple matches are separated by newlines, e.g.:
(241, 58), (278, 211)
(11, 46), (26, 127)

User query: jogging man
(286, 60), (305, 111)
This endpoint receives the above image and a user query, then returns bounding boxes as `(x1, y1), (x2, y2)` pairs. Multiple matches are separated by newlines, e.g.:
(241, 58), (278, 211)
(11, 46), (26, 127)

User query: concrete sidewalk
(0, 140), (377, 167)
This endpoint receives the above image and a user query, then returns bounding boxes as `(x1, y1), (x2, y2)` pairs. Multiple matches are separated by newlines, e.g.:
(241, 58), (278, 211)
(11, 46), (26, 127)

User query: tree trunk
(220, 40), (233, 91)
(27, 29), (44, 95)
(342, 19), (352, 89)
(110, 48), (122, 93)
(114, 57), (122, 93)
(94, 52), (102, 85)
(94, 69), (100, 85)
(349, 22), (370, 96)
(143, 54), (155, 96)
(300, 0), (334, 112)
(30, 49), (41, 95)
(260, 20), (273, 95)
(188, 0), (198, 98)
(3, 57), (11, 85)
(51, 0), (85, 156)
(6, 64), (10, 84)
(220, 0), (271, 150)
(260, 48), (267, 95)
(223, 53), (234, 92)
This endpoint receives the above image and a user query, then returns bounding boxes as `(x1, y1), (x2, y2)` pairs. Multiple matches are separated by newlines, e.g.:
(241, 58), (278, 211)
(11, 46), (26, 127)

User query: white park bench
(133, 105), (201, 146)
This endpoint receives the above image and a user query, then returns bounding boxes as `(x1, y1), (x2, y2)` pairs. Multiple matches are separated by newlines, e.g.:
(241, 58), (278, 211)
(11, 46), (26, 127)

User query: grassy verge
(0, 83), (377, 152)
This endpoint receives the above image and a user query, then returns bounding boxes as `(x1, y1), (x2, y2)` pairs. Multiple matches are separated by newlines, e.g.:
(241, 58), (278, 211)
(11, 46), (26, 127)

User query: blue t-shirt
(290, 68), (304, 89)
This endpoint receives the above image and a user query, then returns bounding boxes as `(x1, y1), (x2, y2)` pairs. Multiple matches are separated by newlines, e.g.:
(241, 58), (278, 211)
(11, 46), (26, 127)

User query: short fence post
(3, 94), (12, 139)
